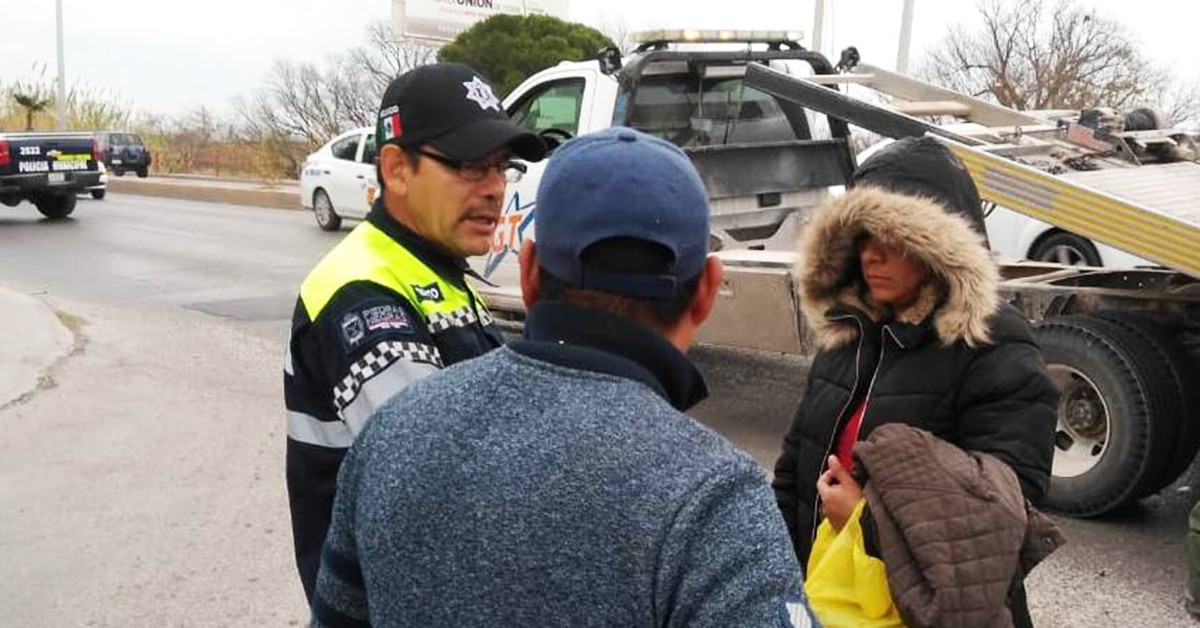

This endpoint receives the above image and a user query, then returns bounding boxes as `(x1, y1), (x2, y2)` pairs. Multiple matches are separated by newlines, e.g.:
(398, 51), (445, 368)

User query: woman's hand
(816, 456), (864, 531)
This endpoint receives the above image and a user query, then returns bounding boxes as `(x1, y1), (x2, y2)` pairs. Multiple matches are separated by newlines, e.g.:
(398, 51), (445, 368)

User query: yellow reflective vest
(300, 220), (494, 336)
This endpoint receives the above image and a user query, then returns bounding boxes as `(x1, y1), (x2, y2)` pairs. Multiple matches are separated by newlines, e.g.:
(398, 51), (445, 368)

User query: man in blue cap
(309, 127), (818, 627)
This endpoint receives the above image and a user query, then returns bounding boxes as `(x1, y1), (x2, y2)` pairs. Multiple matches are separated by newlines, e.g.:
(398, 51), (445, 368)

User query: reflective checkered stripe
(426, 306), (486, 333)
(332, 341), (443, 412)
(416, 283), (495, 335)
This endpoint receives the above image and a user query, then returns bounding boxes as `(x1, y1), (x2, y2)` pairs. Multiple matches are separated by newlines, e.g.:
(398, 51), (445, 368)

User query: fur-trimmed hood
(796, 186), (1000, 349)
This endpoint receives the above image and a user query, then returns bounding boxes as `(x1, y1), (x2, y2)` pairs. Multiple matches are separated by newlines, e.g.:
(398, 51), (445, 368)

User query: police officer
(284, 63), (546, 601)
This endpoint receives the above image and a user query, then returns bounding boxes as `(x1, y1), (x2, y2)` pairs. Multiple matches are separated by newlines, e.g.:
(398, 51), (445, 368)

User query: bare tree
(1159, 80), (1200, 130)
(235, 20), (437, 176)
(163, 106), (222, 172)
(347, 21), (438, 97)
(247, 59), (353, 146)
(921, 0), (1199, 125)
(596, 14), (635, 55)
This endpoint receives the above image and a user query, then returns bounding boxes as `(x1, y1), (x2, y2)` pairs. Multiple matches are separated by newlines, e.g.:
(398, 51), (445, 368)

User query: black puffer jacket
(772, 139), (1059, 569)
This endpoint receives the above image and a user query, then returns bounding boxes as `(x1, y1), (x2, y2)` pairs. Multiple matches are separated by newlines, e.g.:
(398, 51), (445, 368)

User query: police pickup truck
(0, 132), (101, 219)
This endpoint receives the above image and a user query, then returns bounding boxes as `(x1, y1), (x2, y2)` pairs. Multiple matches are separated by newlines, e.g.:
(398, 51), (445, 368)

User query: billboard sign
(393, 0), (571, 43)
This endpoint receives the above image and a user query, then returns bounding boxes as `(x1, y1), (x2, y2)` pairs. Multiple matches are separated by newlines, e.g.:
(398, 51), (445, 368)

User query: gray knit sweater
(310, 303), (816, 628)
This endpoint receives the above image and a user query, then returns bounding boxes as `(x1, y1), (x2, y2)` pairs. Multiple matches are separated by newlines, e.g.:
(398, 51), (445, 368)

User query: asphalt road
(0, 193), (1196, 626)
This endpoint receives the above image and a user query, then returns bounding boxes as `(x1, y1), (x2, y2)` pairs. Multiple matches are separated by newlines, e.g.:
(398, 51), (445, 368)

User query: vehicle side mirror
(597, 46), (623, 76)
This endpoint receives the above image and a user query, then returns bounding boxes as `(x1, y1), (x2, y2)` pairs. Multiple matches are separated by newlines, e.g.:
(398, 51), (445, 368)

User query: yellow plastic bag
(804, 499), (905, 628)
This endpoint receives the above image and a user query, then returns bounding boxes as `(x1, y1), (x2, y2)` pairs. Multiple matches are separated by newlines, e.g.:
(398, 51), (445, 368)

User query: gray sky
(2, 0), (1196, 118)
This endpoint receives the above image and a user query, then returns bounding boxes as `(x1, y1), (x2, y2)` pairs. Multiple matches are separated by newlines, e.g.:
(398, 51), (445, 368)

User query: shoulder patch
(412, 282), (444, 303)
(333, 296), (419, 355)
(362, 303), (412, 333)
(340, 312), (366, 349)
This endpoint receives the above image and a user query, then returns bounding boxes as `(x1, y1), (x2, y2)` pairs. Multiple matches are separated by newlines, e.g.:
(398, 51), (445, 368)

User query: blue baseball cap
(535, 127), (710, 299)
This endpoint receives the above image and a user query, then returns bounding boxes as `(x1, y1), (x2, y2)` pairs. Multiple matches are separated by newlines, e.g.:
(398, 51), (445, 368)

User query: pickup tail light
(0, 140), (9, 167)
(91, 139), (99, 163)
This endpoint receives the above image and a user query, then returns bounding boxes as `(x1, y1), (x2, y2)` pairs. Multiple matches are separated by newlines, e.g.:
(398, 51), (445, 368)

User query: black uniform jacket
(284, 201), (503, 601)
(771, 185), (1059, 567)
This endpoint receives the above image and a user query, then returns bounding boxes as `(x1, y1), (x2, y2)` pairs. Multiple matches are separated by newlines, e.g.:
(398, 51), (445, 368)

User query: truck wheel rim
(1049, 364), (1111, 478)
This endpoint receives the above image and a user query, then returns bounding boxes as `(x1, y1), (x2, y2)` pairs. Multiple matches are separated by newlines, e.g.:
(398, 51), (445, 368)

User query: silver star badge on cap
(462, 76), (502, 112)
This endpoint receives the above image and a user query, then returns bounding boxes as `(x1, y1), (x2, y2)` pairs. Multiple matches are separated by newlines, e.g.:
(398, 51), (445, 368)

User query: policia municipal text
(283, 63), (546, 600)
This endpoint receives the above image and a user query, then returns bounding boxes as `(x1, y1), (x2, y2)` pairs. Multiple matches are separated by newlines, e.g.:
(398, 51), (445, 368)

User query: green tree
(438, 14), (614, 97)
(12, 87), (52, 131)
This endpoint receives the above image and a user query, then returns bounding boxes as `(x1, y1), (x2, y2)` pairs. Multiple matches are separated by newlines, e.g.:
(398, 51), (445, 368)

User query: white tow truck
(477, 29), (852, 287)
(471, 31), (1200, 518)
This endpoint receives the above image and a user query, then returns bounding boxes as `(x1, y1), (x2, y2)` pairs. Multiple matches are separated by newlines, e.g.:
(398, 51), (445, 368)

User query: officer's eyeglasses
(413, 149), (526, 183)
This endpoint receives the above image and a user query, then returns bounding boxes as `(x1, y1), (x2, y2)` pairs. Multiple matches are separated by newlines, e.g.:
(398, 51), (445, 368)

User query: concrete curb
(0, 287), (73, 409)
(151, 173), (301, 186)
(107, 178), (303, 210)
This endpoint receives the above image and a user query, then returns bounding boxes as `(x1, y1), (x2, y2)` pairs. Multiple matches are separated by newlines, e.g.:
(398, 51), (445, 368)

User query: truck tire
(1030, 232), (1103, 267)
(1034, 315), (1175, 516)
(1095, 310), (1200, 494)
(136, 167), (148, 178)
(1071, 315), (1182, 499)
(313, 189), (341, 231)
(91, 189), (106, 200)
(113, 168), (125, 177)
(34, 193), (77, 219)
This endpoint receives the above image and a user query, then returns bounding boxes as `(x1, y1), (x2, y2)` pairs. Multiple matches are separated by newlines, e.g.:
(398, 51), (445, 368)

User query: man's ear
(689, 256), (723, 327)
(519, 240), (540, 310)
(379, 144), (410, 197)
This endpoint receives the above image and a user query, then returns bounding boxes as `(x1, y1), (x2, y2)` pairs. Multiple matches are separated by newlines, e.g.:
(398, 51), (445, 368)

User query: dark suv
(95, 132), (152, 177)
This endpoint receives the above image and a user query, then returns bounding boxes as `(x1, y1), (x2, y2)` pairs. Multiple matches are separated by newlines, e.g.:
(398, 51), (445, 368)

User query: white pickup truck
(472, 29), (853, 288)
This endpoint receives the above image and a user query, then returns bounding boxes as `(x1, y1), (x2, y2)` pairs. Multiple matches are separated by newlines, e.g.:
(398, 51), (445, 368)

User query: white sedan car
(857, 139), (1154, 268)
(984, 205), (1152, 267)
(300, 127), (378, 231)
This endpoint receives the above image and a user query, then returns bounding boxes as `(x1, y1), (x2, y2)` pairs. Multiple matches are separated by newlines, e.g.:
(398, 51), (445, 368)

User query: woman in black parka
(772, 137), (1059, 626)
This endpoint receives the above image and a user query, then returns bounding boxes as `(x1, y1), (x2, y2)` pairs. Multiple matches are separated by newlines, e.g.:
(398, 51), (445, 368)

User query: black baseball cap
(376, 63), (546, 162)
